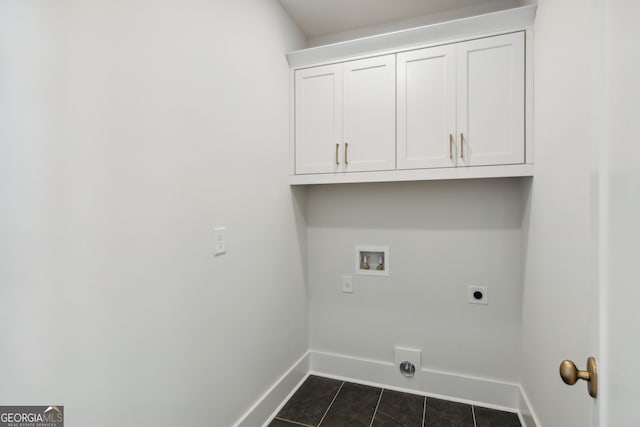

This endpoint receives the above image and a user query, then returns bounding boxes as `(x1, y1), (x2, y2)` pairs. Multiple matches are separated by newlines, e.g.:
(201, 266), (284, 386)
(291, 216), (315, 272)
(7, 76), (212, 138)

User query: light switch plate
(214, 227), (226, 255)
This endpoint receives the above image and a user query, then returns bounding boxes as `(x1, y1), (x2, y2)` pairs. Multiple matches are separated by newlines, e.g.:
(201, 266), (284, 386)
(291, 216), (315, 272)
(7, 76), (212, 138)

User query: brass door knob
(559, 357), (598, 398)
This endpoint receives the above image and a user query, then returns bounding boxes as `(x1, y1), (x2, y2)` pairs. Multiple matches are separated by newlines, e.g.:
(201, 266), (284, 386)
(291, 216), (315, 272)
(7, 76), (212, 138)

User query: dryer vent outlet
(399, 361), (416, 377)
(394, 346), (421, 380)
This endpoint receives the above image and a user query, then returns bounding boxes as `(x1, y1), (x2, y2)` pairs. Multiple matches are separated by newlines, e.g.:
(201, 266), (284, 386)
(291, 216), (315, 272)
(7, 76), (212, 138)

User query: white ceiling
(278, 0), (512, 39)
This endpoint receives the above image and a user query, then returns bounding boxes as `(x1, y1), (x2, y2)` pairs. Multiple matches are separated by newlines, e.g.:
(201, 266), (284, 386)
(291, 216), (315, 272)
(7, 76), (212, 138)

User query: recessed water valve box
(355, 245), (389, 276)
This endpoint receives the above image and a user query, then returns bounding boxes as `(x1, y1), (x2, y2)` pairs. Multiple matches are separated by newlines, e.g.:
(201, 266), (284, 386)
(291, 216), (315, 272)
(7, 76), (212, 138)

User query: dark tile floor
(270, 375), (521, 427)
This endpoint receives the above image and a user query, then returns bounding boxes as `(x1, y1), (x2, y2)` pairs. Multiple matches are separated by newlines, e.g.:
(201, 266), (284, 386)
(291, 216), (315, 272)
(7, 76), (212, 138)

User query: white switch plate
(342, 275), (353, 293)
(468, 286), (488, 304)
(214, 227), (226, 255)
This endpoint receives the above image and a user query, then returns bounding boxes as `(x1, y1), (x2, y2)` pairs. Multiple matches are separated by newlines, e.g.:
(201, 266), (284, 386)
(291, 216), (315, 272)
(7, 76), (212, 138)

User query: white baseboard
(309, 350), (522, 412)
(518, 385), (541, 427)
(233, 351), (310, 427)
(233, 349), (540, 427)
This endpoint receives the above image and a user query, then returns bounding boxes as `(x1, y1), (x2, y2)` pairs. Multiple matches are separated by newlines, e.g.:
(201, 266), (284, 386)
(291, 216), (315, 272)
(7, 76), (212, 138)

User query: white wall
(519, 0), (600, 425)
(307, 179), (524, 382)
(306, 0), (520, 47)
(0, 1), (307, 426)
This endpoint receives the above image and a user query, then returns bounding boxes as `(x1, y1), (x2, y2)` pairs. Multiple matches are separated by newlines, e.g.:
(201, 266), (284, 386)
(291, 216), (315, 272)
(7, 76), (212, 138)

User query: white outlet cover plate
(342, 275), (353, 293)
(468, 286), (488, 304)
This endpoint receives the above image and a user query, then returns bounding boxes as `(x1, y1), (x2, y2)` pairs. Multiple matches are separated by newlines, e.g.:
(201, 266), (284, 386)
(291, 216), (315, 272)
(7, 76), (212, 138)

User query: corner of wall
(234, 352), (311, 427)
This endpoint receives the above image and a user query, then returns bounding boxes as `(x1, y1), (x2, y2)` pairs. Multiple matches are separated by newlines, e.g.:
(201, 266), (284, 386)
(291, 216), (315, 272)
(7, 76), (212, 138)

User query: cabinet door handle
(449, 134), (453, 160)
(460, 133), (465, 159)
(344, 142), (349, 165)
(336, 143), (340, 165)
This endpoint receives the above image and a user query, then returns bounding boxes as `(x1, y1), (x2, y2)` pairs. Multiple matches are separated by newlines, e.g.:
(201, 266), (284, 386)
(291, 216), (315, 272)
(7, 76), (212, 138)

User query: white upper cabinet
(457, 32), (525, 166)
(397, 45), (457, 170)
(343, 55), (396, 172)
(294, 63), (343, 174)
(290, 28), (531, 184)
(294, 55), (396, 175)
(397, 32), (525, 170)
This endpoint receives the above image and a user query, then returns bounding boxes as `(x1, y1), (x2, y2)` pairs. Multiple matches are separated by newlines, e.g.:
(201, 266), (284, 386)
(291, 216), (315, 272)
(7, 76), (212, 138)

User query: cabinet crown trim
(286, 4), (536, 69)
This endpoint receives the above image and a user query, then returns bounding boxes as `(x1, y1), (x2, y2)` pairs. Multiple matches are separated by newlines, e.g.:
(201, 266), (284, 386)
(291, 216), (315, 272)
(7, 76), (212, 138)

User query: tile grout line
(368, 388), (385, 427)
(273, 417), (315, 427)
(317, 381), (344, 427)
(422, 395), (427, 427)
(472, 405), (477, 427)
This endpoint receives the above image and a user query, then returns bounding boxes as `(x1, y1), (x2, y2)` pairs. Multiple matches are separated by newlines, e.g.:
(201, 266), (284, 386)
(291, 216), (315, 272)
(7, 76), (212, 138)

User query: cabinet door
(294, 64), (343, 174)
(343, 55), (396, 172)
(397, 45), (457, 170)
(457, 32), (525, 166)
